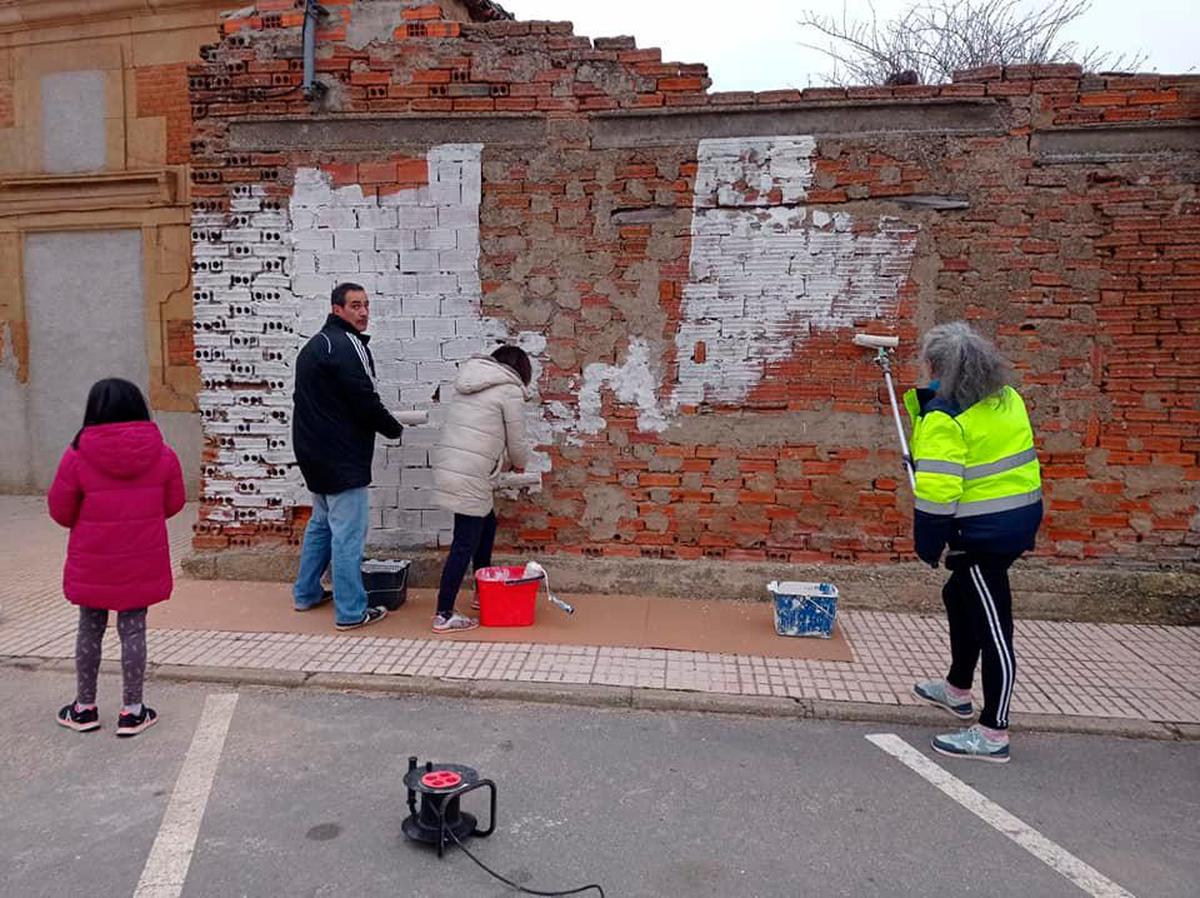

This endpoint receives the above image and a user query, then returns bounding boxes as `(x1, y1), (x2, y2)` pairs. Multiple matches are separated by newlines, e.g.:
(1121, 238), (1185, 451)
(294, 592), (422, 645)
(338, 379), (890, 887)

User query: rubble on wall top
(460, 0), (513, 21)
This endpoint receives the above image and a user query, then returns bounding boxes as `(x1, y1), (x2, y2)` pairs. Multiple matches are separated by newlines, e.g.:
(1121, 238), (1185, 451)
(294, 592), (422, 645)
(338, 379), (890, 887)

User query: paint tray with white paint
(768, 581), (838, 638)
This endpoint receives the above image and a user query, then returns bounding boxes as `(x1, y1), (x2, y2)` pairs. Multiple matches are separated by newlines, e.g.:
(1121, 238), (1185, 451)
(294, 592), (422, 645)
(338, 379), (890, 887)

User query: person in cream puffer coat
(431, 346), (532, 632)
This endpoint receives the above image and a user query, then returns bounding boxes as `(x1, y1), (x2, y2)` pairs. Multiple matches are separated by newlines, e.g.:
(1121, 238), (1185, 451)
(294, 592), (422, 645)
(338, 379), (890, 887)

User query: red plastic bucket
(475, 566), (539, 627)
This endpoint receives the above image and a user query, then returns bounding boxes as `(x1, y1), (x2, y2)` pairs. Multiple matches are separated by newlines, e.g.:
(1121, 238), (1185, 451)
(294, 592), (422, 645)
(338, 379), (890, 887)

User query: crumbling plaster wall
(186, 1), (1200, 573)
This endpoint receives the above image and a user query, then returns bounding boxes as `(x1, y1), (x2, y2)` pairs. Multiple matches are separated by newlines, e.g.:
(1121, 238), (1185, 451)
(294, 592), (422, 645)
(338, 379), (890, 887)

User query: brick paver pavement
(2, 497), (1197, 725)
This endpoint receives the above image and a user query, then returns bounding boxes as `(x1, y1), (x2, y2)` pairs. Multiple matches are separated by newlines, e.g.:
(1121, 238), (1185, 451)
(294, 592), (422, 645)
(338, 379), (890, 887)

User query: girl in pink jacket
(48, 378), (186, 737)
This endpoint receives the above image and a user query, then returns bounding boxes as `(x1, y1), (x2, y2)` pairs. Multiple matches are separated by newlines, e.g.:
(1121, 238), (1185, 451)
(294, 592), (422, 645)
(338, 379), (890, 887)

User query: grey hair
(921, 322), (1013, 410)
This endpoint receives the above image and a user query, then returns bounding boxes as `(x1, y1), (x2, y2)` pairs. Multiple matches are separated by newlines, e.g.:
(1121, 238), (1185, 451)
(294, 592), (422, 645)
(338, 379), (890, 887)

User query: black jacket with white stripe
(292, 314), (403, 495)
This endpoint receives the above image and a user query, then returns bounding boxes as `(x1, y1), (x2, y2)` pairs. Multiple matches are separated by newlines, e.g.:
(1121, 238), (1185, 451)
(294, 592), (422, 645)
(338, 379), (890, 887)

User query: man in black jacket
(292, 282), (403, 630)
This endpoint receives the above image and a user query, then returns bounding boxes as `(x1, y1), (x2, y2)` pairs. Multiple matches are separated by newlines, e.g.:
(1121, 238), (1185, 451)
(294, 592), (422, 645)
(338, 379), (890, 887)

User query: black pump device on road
(402, 755), (604, 897)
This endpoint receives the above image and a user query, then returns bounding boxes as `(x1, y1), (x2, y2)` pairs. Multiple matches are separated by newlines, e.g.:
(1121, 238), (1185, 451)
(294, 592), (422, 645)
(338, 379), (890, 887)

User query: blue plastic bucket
(768, 581), (839, 638)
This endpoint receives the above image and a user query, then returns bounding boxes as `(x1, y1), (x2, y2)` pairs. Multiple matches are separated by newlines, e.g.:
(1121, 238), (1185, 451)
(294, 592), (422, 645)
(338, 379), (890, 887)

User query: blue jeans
(293, 488), (370, 626)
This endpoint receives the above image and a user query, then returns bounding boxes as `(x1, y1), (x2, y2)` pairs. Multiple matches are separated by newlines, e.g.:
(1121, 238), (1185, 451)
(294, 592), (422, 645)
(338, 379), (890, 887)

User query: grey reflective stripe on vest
(915, 497), (958, 515)
(915, 459), (965, 477)
(963, 447), (1038, 481)
(954, 489), (1043, 518)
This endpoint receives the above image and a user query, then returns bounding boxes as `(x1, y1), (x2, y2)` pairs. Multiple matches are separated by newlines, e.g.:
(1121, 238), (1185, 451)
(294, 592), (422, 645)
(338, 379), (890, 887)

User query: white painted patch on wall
(288, 144), (549, 547)
(549, 135), (917, 440)
(691, 135), (817, 209)
(670, 135), (918, 409)
(576, 338), (669, 437)
(195, 145), (547, 548)
(192, 184), (304, 529)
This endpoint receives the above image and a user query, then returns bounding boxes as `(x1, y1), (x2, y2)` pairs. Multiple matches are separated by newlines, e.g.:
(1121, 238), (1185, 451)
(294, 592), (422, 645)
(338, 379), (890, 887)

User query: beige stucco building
(0, 0), (233, 494)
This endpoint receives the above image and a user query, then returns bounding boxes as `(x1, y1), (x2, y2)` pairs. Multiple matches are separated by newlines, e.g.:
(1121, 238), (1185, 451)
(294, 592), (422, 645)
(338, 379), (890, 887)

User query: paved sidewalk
(1, 496), (1197, 730)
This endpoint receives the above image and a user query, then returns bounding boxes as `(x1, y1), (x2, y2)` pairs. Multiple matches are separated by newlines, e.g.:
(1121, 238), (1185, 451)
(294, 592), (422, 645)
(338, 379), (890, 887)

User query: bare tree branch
(798, 0), (1148, 86)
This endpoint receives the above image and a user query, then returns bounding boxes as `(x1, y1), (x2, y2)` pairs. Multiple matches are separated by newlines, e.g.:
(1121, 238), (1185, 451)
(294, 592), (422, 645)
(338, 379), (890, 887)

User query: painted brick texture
(185, 1), (1200, 570)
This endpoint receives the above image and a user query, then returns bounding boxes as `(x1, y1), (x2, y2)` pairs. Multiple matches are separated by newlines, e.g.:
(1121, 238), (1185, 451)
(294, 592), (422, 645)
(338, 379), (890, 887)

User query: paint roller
(494, 471), (542, 491)
(515, 561), (575, 615)
(853, 332), (915, 490)
(852, 334), (900, 350)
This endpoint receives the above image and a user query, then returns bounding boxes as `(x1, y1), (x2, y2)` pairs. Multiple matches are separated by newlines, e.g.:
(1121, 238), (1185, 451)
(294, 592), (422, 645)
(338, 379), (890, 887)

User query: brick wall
(135, 62), (193, 166)
(186, 0), (1200, 568)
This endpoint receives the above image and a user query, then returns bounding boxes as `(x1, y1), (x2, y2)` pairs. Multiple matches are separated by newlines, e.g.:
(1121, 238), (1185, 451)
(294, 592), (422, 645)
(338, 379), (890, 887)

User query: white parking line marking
(866, 733), (1136, 898)
(133, 693), (239, 898)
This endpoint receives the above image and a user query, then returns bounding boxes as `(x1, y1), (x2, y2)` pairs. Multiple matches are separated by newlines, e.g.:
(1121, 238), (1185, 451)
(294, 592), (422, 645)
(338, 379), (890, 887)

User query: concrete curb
(629, 688), (808, 718)
(1168, 723), (1200, 740)
(157, 664), (309, 689)
(461, 679), (636, 709)
(807, 699), (1180, 740)
(4, 654), (1189, 741)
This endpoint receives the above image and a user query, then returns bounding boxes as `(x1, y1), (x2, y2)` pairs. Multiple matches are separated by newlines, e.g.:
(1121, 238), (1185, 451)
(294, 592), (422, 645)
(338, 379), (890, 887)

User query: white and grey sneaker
(932, 725), (1011, 764)
(432, 611), (479, 634)
(913, 679), (976, 720)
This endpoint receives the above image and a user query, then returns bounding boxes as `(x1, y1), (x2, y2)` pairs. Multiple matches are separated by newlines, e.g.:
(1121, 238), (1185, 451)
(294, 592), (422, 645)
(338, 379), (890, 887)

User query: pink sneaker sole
(116, 710), (158, 738)
(56, 715), (100, 733)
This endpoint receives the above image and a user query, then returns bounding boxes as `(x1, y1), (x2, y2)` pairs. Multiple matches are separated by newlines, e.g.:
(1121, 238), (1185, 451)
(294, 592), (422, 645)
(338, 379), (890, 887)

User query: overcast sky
(505, 0), (1196, 91)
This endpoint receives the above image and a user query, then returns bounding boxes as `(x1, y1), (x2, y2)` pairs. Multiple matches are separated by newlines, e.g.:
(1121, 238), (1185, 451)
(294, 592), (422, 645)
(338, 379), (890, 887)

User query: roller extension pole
(881, 358), (916, 492)
(853, 334), (916, 492)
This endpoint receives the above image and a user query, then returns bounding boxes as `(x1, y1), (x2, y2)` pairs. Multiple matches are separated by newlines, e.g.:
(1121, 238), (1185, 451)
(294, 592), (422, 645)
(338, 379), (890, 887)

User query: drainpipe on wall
(302, 0), (328, 101)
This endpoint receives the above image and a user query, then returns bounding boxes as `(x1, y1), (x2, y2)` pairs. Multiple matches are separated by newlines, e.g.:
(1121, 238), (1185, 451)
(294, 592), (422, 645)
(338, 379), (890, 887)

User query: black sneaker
(335, 606), (388, 631)
(57, 704), (100, 733)
(116, 706), (158, 738)
(295, 589), (333, 612)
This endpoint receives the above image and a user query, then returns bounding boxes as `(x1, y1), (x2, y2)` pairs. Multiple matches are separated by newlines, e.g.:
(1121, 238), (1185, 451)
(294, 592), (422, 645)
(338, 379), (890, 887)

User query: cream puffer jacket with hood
(433, 356), (531, 517)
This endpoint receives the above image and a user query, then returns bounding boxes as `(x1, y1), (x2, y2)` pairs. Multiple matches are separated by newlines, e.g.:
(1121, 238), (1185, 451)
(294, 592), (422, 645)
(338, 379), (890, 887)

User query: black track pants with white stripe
(942, 552), (1020, 730)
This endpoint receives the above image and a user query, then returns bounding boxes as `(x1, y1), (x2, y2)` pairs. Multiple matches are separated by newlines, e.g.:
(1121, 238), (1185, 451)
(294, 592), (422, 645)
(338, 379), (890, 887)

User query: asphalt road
(1, 668), (1196, 898)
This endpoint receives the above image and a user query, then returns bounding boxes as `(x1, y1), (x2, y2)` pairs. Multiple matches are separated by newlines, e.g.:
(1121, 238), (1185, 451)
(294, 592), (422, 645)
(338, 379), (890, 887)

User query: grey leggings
(75, 607), (147, 707)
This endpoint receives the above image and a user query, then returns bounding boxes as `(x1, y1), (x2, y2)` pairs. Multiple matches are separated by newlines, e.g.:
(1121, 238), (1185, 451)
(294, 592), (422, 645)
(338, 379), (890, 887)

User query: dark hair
(491, 345), (532, 386)
(331, 282), (366, 307)
(73, 378), (151, 449)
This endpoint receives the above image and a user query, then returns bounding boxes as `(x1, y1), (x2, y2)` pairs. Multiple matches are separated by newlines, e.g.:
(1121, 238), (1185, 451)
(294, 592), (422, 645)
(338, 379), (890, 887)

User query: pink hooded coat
(47, 421), (187, 612)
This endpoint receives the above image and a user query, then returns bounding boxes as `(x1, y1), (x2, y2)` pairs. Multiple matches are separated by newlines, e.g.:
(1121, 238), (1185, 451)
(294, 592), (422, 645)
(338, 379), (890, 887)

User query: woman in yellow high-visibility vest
(905, 322), (1043, 764)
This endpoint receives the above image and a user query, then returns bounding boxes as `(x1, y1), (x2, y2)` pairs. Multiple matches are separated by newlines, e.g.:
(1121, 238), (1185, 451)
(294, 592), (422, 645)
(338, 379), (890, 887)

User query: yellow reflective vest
(904, 385), (1043, 560)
